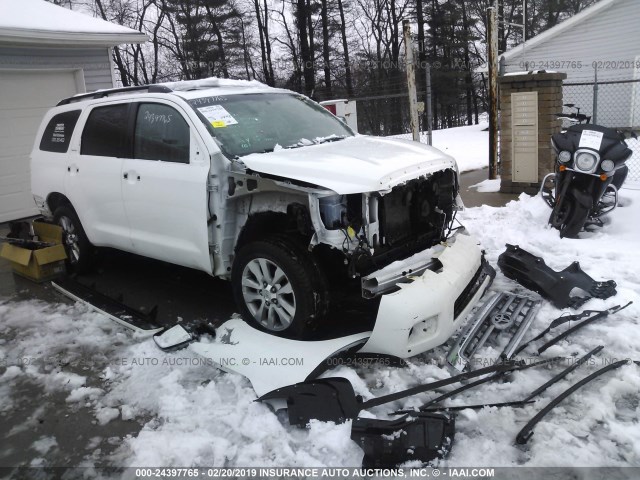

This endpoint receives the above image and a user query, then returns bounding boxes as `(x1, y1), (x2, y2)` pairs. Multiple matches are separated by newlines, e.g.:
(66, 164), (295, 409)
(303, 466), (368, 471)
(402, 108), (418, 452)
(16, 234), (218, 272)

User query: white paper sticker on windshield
(197, 105), (238, 127)
(578, 130), (604, 150)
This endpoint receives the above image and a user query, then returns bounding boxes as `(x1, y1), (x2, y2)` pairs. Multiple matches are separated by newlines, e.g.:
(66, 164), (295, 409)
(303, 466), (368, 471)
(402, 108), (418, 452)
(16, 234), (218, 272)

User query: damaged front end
(307, 168), (495, 358)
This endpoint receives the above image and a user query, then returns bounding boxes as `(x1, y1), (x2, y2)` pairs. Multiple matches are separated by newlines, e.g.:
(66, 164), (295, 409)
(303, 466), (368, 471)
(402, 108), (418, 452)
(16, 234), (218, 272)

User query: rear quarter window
(39, 110), (81, 153)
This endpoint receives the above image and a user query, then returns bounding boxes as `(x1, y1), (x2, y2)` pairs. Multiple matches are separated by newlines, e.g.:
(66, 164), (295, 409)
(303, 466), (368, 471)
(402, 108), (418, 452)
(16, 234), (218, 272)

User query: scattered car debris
(523, 302), (632, 354)
(417, 346), (603, 413)
(498, 244), (617, 309)
(153, 321), (217, 352)
(516, 358), (636, 445)
(0, 221), (67, 282)
(258, 360), (540, 427)
(351, 413), (454, 468)
(394, 357), (560, 414)
(0, 236), (55, 249)
(51, 276), (162, 334)
(188, 318), (370, 397)
(447, 292), (541, 371)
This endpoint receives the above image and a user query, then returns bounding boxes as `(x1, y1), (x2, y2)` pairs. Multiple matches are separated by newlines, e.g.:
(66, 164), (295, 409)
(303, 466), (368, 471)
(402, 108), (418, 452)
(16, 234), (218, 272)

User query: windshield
(188, 92), (354, 158)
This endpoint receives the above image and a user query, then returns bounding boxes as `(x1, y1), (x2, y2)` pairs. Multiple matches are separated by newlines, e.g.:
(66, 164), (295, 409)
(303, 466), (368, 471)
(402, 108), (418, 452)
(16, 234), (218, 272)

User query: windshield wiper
(315, 135), (349, 145)
(283, 135), (349, 150)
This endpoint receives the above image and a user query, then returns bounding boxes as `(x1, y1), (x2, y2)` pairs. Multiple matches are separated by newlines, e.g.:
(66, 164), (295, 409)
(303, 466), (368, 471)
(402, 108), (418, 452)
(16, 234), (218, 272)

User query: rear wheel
(231, 235), (329, 339)
(53, 205), (94, 273)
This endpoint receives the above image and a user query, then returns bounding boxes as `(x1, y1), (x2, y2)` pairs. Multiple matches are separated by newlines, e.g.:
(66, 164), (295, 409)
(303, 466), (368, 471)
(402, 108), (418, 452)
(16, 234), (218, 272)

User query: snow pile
(162, 77), (272, 93)
(2, 191), (640, 468)
(391, 122), (489, 173)
(0, 0), (143, 36)
(470, 177), (501, 193)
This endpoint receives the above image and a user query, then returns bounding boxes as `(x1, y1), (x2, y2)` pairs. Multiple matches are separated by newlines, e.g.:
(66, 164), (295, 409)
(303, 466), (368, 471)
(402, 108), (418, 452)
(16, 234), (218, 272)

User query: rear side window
(81, 104), (130, 157)
(134, 103), (190, 163)
(39, 110), (81, 153)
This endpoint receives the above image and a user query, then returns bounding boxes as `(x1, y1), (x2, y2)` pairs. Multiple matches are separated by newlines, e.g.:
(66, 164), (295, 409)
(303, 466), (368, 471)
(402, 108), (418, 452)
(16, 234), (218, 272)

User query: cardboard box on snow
(0, 221), (67, 282)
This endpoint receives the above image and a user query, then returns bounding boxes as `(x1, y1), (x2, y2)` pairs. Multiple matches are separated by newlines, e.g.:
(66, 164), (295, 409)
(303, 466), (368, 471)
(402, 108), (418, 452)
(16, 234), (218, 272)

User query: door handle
(123, 172), (140, 181)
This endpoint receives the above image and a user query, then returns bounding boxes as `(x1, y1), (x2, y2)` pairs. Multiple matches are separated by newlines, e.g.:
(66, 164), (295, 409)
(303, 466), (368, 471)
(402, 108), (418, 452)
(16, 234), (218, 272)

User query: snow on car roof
(0, 0), (146, 40)
(166, 77), (293, 100)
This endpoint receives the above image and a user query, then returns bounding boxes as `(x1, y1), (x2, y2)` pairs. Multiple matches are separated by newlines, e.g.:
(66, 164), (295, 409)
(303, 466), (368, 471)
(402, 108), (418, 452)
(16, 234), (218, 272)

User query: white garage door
(0, 69), (81, 223)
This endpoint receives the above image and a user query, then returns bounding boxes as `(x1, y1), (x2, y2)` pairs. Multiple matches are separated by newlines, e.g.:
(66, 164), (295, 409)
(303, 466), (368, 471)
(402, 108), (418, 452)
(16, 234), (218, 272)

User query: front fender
(569, 185), (594, 210)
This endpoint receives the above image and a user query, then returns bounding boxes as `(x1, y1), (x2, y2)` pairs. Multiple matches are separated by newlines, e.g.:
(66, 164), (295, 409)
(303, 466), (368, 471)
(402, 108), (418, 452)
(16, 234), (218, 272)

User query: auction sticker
(198, 105), (238, 127)
(578, 129), (604, 150)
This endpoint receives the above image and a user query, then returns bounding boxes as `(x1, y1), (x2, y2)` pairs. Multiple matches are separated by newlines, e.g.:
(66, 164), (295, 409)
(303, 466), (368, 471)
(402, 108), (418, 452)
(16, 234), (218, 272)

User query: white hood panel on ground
(240, 136), (457, 194)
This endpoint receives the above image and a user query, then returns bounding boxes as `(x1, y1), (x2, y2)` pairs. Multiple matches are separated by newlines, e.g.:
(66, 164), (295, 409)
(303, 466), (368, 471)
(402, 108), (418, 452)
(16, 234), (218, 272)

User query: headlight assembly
(558, 151), (572, 163)
(600, 159), (615, 172)
(575, 151), (598, 172)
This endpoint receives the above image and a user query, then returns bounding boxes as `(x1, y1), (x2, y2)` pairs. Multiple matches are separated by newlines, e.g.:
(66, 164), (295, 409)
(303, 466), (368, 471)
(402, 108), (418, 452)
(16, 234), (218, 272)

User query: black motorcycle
(542, 107), (634, 238)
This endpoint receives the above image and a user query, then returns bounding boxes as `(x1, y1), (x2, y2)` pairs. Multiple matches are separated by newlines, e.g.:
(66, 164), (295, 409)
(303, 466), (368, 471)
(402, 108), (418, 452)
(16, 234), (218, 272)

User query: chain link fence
(354, 91), (479, 139)
(563, 78), (640, 182)
(348, 75), (640, 185)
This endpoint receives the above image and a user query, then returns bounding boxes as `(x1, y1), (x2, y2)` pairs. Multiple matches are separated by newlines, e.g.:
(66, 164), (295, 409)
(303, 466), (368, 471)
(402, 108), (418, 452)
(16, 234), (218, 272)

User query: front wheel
(53, 205), (95, 273)
(549, 195), (589, 239)
(231, 236), (329, 339)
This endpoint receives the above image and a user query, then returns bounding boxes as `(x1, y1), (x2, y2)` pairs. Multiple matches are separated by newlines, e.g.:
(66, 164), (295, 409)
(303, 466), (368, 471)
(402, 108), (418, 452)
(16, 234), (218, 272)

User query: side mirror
(154, 324), (194, 352)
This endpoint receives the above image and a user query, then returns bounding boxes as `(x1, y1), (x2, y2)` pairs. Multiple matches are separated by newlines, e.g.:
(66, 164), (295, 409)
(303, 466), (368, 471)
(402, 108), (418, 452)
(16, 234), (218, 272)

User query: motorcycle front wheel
(549, 195), (590, 239)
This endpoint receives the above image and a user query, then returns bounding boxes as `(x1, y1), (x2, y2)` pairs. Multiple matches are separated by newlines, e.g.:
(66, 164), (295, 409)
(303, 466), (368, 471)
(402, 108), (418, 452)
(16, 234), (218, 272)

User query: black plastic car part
(516, 359), (632, 445)
(513, 303), (631, 356)
(51, 276), (161, 332)
(258, 361), (530, 427)
(351, 413), (455, 468)
(407, 346), (603, 415)
(393, 357), (561, 415)
(497, 244), (617, 309)
(536, 302), (631, 354)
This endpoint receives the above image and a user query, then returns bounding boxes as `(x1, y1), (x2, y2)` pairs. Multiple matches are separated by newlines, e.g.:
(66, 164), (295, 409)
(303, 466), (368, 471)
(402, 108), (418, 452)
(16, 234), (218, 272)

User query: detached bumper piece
(447, 292), (541, 371)
(351, 414), (454, 468)
(498, 244), (617, 309)
(51, 276), (162, 334)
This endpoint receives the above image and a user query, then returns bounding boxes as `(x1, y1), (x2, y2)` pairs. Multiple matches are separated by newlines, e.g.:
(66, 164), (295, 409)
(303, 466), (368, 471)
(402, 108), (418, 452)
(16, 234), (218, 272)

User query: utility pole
(523, 0), (528, 41)
(488, 7), (499, 180)
(425, 62), (433, 146)
(403, 20), (420, 143)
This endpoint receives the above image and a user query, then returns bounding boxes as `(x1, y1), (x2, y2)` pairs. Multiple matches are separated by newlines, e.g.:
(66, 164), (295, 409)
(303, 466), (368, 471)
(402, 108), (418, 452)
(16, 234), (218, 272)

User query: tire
(53, 205), (94, 274)
(231, 235), (329, 339)
(549, 195), (588, 239)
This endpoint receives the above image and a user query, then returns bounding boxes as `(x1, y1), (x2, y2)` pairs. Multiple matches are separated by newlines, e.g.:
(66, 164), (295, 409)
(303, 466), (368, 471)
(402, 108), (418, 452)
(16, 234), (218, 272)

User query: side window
(39, 110), (81, 153)
(134, 103), (190, 163)
(81, 104), (131, 157)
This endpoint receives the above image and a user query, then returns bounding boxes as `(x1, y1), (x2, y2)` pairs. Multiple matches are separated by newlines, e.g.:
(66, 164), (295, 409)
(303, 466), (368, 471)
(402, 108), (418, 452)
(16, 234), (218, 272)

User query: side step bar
(52, 276), (163, 334)
(447, 292), (541, 371)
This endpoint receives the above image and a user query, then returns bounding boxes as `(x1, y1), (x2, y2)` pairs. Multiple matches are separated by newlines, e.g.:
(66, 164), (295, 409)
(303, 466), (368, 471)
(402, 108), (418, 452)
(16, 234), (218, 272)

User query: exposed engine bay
(311, 168), (460, 279)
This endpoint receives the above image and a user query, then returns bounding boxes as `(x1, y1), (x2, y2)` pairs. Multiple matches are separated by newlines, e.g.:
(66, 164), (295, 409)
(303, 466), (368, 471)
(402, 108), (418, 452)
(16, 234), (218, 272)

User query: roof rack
(57, 84), (173, 106)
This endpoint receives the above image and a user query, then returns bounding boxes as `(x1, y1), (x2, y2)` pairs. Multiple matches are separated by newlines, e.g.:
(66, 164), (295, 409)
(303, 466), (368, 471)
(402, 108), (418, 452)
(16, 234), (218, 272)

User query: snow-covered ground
(2, 190), (640, 469)
(391, 122), (489, 173)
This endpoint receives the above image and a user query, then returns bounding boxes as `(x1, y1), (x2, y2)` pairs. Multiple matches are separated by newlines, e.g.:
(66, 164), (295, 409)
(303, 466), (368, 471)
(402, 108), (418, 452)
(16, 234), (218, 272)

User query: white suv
(31, 78), (494, 357)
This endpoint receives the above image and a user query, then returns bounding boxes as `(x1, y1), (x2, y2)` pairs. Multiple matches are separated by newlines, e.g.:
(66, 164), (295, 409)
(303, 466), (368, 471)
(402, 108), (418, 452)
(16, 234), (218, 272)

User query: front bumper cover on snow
(359, 232), (495, 358)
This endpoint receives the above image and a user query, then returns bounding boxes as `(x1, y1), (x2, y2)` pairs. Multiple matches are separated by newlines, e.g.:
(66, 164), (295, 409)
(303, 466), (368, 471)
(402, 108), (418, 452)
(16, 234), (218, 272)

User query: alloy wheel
(241, 258), (296, 331)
